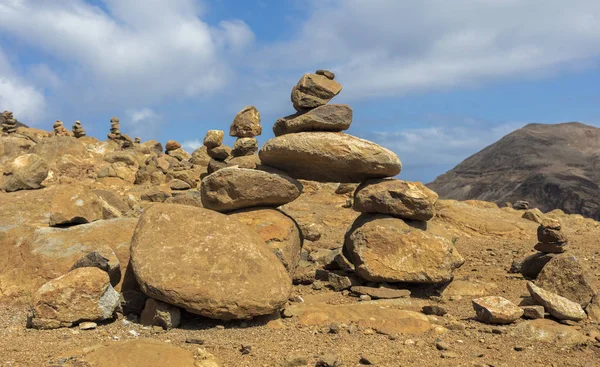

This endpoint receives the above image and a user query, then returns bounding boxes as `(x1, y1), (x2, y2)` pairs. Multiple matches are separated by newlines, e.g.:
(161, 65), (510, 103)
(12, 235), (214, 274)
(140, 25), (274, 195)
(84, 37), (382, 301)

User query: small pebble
(441, 352), (459, 359)
(435, 341), (450, 351)
(215, 325), (225, 330)
(360, 295), (372, 302)
(239, 344), (252, 355)
(79, 322), (97, 330)
(514, 345), (525, 352)
(185, 338), (205, 345)
(128, 330), (140, 337)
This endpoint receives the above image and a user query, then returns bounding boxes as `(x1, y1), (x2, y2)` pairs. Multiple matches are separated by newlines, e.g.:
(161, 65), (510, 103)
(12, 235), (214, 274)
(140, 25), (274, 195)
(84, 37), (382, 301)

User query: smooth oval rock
(130, 204), (292, 320)
(203, 130), (224, 149)
(29, 267), (120, 329)
(354, 179), (438, 221)
(273, 104), (353, 136)
(201, 167), (303, 212)
(472, 296), (524, 324)
(344, 214), (464, 283)
(259, 132), (402, 183)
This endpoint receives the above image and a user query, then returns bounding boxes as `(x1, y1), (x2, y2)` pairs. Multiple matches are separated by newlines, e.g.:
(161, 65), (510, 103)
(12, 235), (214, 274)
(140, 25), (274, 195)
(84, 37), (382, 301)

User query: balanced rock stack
(204, 129), (231, 173)
(53, 120), (70, 136)
(346, 179), (464, 284)
(72, 120), (86, 138)
(107, 117), (134, 149)
(260, 70), (400, 182)
(1, 110), (17, 134)
(230, 106), (261, 158)
(534, 218), (568, 253)
(134, 137), (141, 144)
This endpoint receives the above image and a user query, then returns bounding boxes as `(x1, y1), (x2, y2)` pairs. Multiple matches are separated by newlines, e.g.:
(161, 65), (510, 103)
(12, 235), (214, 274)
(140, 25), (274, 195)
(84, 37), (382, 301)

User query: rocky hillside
(428, 122), (600, 219)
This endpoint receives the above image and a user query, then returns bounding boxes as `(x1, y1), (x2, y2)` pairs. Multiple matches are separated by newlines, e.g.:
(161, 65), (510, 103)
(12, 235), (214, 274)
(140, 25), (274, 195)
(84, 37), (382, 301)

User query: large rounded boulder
(344, 214), (464, 283)
(130, 204), (292, 320)
(259, 132), (401, 183)
(200, 167), (302, 212)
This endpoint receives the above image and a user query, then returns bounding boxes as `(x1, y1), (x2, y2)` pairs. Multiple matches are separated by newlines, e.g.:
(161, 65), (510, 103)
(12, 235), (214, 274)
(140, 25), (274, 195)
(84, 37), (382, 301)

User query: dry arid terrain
(1, 72), (600, 367)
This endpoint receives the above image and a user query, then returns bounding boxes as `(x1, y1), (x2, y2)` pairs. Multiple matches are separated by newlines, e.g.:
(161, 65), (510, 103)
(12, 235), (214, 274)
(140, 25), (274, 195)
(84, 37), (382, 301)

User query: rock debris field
(1, 72), (600, 366)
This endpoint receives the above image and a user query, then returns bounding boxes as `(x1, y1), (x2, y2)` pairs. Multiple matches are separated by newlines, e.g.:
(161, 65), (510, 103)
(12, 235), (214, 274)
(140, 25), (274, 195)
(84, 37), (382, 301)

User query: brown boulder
(1, 153), (49, 192)
(165, 140), (181, 151)
(200, 167), (302, 212)
(203, 130), (224, 148)
(232, 137), (258, 157)
(229, 208), (302, 274)
(229, 106), (261, 137)
(130, 204), (292, 320)
(344, 214), (464, 283)
(353, 179), (438, 221)
(291, 73), (342, 111)
(259, 132), (401, 183)
(49, 185), (104, 226)
(536, 254), (597, 307)
(273, 104), (352, 136)
(207, 145), (232, 160)
(29, 267), (120, 329)
(191, 145), (211, 166)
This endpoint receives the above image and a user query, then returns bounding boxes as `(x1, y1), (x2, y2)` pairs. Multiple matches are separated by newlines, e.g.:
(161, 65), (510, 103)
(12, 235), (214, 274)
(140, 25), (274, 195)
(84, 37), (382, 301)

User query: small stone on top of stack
(229, 106), (261, 159)
(202, 129), (231, 173)
(1, 110), (18, 134)
(72, 120), (86, 138)
(534, 218), (568, 253)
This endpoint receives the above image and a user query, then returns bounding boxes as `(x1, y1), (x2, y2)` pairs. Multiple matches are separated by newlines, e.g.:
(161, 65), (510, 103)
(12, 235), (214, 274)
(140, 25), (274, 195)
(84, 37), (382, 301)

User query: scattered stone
(230, 106), (262, 137)
(79, 322), (97, 330)
(353, 178), (439, 221)
(260, 132), (402, 183)
(201, 167), (303, 212)
(422, 305), (448, 316)
(273, 104), (353, 136)
(359, 354), (379, 365)
(526, 282), (586, 321)
(315, 354), (342, 367)
(536, 254), (597, 307)
(231, 137), (258, 157)
(185, 338), (205, 345)
(521, 305), (545, 319)
(511, 319), (588, 345)
(521, 208), (544, 223)
(472, 296), (524, 324)
(511, 252), (556, 278)
(291, 73), (342, 111)
(28, 267), (120, 329)
(435, 341), (450, 350)
(204, 130), (225, 149)
(513, 201), (529, 210)
(140, 298), (181, 330)
(441, 352), (459, 359)
(300, 223), (323, 242)
(350, 286), (411, 299)
(170, 179), (191, 190)
(165, 140), (181, 152)
(328, 273), (352, 292)
(130, 204), (292, 320)
(344, 214), (464, 283)
(1, 153), (49, 192)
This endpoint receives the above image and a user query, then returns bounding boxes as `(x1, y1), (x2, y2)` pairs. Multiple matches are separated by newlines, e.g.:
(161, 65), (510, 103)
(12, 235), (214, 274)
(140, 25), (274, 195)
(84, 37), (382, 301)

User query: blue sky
(1, 0), (599, 183)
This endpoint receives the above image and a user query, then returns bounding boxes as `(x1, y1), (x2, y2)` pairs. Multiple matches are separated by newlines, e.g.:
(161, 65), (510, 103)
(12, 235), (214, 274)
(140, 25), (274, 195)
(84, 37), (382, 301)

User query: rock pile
(53, 120), (70, 136)
(72, 120), (86, 138)
(534, 218), (567, 253)
(134, 137), (141, 144)
(107, 116), (134, 148)
(259, 70), (401, 182)
(230, 106), (261, 158)
(203, 129), (231, 173)
(1, 110), (17, 134)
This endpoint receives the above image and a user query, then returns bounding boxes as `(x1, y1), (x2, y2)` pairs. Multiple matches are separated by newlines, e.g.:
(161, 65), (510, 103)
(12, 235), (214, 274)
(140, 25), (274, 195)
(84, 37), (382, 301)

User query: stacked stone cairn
(72, 120), (86, 138)
(107, 116), (133, 149)
(1, 110), (17, 134)
(230, 106), (260, 158)
(53, 120), (70, 136)
(534, 218), (568, 254)
(134, 137), (141, 144)
(204, 129), (231, 173)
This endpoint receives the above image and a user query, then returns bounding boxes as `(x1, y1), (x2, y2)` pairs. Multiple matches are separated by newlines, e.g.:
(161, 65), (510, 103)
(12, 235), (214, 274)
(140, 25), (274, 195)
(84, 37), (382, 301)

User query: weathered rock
(344, 214), (464, 283)
(207, 145), (232, 160)
(207, 158), (229, 174)
(511, 319), (588, 345)
(521, 209), (545, 223)
(350, 286), (411, 299)
(29, 267), (120, 329)
(136, 140), (163, 154)
(299, 223), (323, 242)
(511, 252), (556, 278)
(191, 146), (211, 166)
(130, 204), (292, 320)
(328, 273), (352, 291)
(536, 254), (597, 307)
(291, 73), (342, 111)
(229, 208), (302, 274)
(527, 282), (586, 321)
(586, 294), (600, 322)
(537, 226), (568, 244)
(353, 179), (438, 221)
(203, 130), (224, 148)
(259, 132), (402, 183)
(521, 305), (545, 319)
(230, 106), (261, 137)
(141, 189), (171, 203)
(335, 183), (358, 195)
(164, 191), (204, 208)
(170, 179), (191, 190)
(513, 201), (529, 210)
(472, 296), (523, 324)
(166, 148), (191, 162)
(232, 137), (258, 157)
(442, 279), (498, 299)
(140, 298), (181, 330)
(70, 251), (121, 287)
(165, 140), (181, 151)
(1, 154), (49, 192)
(61, 339), (221, 367)
(316, 69), (335, 80)
(49, 185), (104, 226)
(533, 242), (566, 253)
(273, 104), (352, 136)
(201, 167), (303, 212)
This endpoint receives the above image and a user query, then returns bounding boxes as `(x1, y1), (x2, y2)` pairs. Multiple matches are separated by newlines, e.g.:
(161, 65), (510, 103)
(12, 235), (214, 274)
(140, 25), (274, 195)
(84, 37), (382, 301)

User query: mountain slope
(428, 122), (600, 219)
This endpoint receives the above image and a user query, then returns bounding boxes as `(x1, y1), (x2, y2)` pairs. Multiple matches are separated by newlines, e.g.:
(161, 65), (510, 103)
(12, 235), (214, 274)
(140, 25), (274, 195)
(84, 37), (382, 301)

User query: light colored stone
(200, 167), (302, 212)
(536, 254), (597, 307)
(527, 281), (586, 321)
(350, 286), (411, 299)
(203, 130), (224, 149)
(1, 154), (49, 192)
(511, 319), (588, 345)
(130, 204), (292, 320)
(521, 209), (545, 223)
(259, 132), (402, 183)
(273, 104), (352, 136)
(353, 179), (438, 221)
(344, 214), (464, 284)
(140, 298), (181, 330)
(472, 296), (523, 324)
(521, 305), (545, 319)
(229, 106), (261, 137)
(29, 267), (120, 329)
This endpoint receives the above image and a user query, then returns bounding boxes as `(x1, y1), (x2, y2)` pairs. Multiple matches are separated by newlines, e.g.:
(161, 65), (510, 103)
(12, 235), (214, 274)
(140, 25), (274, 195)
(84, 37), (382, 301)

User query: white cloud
(0, 48), (47, 123)
(182, 139), (203, 152)
(123, 108), (163, 141)
(258, 0), (600, 99)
